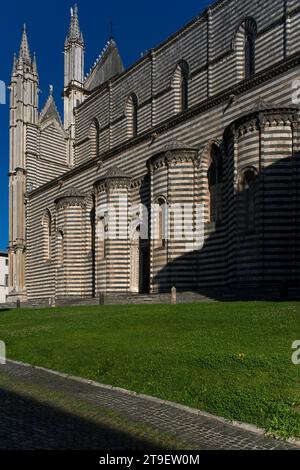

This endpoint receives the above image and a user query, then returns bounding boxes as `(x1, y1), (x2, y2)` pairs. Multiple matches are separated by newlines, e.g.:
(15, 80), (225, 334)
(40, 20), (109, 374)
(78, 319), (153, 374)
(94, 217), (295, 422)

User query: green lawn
(0, 302), (299, 439)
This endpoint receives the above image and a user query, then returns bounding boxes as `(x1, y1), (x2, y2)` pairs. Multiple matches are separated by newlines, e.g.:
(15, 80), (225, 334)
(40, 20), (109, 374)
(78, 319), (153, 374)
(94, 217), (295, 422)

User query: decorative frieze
(54, 187), (86, 209)
(94, 166), (132, 193)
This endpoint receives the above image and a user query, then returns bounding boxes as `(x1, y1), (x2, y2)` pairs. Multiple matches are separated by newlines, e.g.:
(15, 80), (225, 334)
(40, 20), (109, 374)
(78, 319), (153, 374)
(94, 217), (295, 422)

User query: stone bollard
(171, 286), (177, 305)
(99, 293), (105, 305)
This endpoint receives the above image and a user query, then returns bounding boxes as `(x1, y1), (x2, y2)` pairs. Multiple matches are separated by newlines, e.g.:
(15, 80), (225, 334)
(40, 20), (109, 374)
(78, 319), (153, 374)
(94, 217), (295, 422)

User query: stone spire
(63, 4), (85, 165)
(8, 22), (39, 303)
(18, 24), (31, 65)
(67, 4), (83, 44)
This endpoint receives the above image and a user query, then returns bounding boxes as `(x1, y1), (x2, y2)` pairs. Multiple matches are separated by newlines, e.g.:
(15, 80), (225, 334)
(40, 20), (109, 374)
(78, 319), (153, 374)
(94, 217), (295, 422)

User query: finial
(32, 52), (38, 73)
(49, 84), (53, 95)
(12, 52), (17, 73)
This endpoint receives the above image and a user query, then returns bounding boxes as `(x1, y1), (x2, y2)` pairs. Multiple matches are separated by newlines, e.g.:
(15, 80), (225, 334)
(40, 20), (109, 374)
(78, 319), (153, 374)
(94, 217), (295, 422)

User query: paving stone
(0, 361), (298, 450)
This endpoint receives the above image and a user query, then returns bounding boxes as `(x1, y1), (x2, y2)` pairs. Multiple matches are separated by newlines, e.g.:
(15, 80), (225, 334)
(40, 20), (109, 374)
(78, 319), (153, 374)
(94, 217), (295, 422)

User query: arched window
(235, 18), (257, 81)
(89, 119), (100, 158)
(42, 210), (52, 262)
(57, 230), (64, 266)
(156, 197), (167, 248)
(240, 169), (257, 233)
(173, 61), (189, 113)
(96, 217), (107, 261)
(245, 33), (255, 79)
(125, 93), (138, 138)
(207, 145), (223, 223)
(130, 225), (141, 293)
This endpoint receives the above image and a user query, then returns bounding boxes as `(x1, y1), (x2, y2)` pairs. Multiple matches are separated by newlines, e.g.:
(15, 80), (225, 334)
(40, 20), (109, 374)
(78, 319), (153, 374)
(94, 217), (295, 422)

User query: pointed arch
(172, 60), (189, 113)
(199, 140), (223, 224)
(57, 229), (64, 266)
(89, 118), (100, 158)
(154, 196), (168, 248)
(238, 166), (258, 233)
(234, 17), (257, 81)
(42, 209), (52, 262)
(96, 217), (107, 261)
(130, 224), (141, 293)
(125, 93), (138, 138)
(208, 144), (223, 223)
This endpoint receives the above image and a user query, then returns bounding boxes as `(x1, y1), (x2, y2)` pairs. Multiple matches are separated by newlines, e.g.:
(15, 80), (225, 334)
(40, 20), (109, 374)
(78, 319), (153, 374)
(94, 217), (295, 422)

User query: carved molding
(225, 108), (299, 140)
(148, 147), (199, 171)
(94, 166), (132, 193)
(54, 187), (86, 209)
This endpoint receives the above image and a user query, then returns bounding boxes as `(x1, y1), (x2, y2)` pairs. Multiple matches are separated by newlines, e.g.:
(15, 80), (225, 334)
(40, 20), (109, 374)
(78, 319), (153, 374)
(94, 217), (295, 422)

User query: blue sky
(0, 0), (211, 251)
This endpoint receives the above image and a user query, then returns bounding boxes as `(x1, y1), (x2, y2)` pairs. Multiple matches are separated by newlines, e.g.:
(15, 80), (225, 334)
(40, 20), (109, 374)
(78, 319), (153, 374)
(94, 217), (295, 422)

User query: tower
(8, 25), (39, 301)
(63, 4), (85, 166)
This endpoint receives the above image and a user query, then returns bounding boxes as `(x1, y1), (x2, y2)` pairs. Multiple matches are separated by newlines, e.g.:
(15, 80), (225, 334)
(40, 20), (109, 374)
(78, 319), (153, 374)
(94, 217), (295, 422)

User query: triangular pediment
(40, 90), (64, 129)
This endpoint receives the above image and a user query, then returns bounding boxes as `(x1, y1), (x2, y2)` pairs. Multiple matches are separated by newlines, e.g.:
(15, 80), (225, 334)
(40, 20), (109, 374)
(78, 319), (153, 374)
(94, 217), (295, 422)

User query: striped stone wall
(223, 108), (300, 288)
(26, 119), (69, 191)
(73, 0), (300, 166)
(94, 172), (131, 294)
(24, 0), (300, 300)
(26, 62), (300, 299)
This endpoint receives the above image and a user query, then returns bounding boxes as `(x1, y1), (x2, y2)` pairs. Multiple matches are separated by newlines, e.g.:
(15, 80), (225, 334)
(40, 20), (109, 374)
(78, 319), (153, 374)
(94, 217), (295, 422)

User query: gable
(85, 40), (124, 91)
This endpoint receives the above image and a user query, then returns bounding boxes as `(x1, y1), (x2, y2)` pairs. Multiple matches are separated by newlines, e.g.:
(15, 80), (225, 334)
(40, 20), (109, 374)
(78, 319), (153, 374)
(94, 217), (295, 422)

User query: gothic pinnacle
(32, 52), (38, 75)
(12, 53), (17, 74)
(67, 3), (83, 44)
(18, 23), (31, 65)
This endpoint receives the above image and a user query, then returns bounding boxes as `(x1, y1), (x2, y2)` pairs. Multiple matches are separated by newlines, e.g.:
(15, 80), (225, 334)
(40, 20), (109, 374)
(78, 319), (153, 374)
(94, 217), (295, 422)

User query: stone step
(4, 285), (300, 309)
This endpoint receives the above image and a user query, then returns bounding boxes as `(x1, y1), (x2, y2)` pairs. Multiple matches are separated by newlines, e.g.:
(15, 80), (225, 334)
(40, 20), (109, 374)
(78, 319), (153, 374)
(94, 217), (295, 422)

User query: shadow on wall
(154, 156), (300, 301)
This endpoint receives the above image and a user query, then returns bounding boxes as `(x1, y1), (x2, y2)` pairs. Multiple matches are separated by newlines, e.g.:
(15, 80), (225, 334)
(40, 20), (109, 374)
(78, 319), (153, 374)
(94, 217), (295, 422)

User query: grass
(0, 302), (299, 439)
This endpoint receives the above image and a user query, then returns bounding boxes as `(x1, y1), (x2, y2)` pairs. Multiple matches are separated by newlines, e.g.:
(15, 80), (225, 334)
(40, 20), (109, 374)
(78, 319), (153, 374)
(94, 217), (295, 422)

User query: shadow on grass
(0, 386), (164, 450)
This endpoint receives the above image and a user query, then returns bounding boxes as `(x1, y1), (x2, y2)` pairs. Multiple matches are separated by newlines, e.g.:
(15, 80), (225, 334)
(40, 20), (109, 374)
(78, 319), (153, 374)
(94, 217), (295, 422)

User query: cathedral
(7, 0), (300, 303)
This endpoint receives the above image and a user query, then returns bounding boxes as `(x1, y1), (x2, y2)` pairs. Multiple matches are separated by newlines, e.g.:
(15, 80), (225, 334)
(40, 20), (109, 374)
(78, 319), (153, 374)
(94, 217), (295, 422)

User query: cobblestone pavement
(0, 361), (298, 450)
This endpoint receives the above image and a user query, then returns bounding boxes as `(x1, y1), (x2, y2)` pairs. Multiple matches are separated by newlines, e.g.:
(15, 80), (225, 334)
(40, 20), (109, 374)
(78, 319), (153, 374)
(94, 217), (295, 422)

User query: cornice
(224, 106), (300, 139)
(148, 147), (199, 171)
(54, 187), (86, 209)
(94, 176), (132, 193)
(55, 197), (86, 210)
